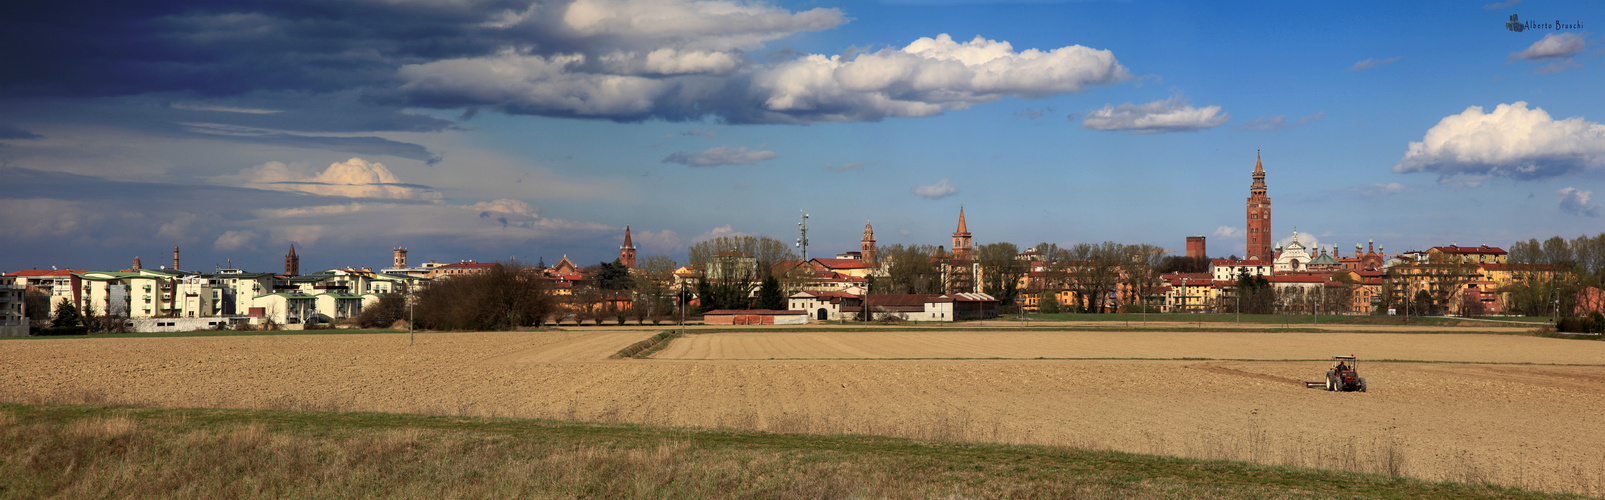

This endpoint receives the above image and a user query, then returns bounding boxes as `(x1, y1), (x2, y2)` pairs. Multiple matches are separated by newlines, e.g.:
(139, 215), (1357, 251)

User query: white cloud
(600, 48), (744, 75)
(169, 103), (282, 114)
(692, 224), (745, 242)
(1558, 187), (1601, 217)
(1082, 96), (1229, 133)
(157, 213), (198, 240)
(825, 162), (864, 172)
(1213, 226), (1241, 238)
(1393, 101), (1605, 180)
(395, 33), (1129, 124)
(1347, 57), (1400, 72)
(662, 146), (777, 166)
(557, 0), (845, 51)
(1512, 33), (1586, 61)
(632, 228), (683, 253)
(213, 230), (259, 251)
(221, 158), (442, 199)
(912, 178), (958, 199)
(466, 199), (539, 217)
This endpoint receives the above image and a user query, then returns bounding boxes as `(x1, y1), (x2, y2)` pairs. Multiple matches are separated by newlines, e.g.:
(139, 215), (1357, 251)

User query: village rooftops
(1432, 245), (1506, 255)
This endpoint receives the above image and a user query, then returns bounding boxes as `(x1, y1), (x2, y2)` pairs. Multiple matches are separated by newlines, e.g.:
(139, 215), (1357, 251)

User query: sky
(2, 0), (1602, 274)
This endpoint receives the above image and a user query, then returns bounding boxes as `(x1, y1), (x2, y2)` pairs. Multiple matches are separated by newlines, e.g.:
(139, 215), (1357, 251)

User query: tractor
(1325, 355), (1366, 392)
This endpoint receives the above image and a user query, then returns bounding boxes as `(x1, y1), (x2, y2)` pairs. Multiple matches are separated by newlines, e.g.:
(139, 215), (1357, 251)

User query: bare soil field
(3, 328), (1603, 495)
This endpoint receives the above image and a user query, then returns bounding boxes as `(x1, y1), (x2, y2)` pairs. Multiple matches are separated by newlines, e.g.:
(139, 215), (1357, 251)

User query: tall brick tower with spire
(619, 226), (637, 269)
(285, 244), (300, 276)
(952, 206), (973, 261)
(861, 220), (877, 264)
(1246, 150), (1273, 261)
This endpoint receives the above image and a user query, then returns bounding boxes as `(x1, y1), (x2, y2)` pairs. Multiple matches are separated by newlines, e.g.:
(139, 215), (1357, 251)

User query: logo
(1506, 14), (1584, 32)
(1506, 14), (1525, 32)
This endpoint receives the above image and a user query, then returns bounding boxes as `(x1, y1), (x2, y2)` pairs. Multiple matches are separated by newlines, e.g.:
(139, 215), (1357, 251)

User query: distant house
(702, 309), (808, 325)
(789, 291), (864, 321)
(862, 293), (999, 322)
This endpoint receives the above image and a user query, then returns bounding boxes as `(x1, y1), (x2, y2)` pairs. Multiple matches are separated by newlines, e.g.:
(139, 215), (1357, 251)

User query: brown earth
(2, 328), (1603, 495)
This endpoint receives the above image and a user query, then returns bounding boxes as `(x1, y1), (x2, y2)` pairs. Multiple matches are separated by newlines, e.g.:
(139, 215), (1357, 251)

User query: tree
(52, 299), (82, 328)
(976, 242), (1026, 306)
(1234, 271), (1277, 315)
(355, 294), (406, 328)
(756, 275), (786, 310)
(875, 244), (943, 295)
(595, 260), (633, 290)
(1038, 290), (1061, 314)
(25, 289), (50, 325)
(413, 262), (556, 330)
(687, 235), (793, 311)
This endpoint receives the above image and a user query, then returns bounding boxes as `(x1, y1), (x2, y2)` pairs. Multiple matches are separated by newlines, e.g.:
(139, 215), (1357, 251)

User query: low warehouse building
(702, 309), (809, 325)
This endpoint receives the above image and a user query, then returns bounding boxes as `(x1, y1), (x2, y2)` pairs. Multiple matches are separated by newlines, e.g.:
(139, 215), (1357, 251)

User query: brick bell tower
(861, 220), (877, 264)
(1246, 150), (1272, 261)
(619, 226), (636, 269)
(951, 206), (973, 261)
(285, 243), (300, 276)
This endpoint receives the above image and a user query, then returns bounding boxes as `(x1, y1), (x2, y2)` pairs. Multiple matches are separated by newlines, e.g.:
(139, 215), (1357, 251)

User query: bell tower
(619, 226), (637, 269)
(861, 220), (877, 264)
(952, 206), (972, 261)
(1246, 150), (1273, 261)
(285, 244), (300, 276)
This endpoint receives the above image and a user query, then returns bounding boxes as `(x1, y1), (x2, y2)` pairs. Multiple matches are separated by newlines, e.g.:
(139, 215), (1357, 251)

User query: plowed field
(3, 328), (1603, 495)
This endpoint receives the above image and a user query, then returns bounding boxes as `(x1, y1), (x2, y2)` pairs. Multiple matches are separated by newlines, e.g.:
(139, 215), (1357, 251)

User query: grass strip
(0, 403), (1579, 500)
(613, 330), (682, 358)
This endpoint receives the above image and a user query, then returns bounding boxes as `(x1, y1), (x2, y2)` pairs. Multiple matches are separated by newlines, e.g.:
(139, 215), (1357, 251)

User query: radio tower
(796, 212), (810, 261)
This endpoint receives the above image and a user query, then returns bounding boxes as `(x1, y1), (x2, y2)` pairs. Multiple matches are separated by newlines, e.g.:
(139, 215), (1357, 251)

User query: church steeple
(285, 243), (300, 276)
(952, 206), (973, 261)
(619, 226), (637, 269)
(1246, 150), (1273, 261)
(861, 220), (877, 264)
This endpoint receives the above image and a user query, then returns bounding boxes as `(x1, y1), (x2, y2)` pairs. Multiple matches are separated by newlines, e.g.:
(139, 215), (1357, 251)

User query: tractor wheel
(1359, 378), (1367, 392)
(1327, 377), (1335, 391)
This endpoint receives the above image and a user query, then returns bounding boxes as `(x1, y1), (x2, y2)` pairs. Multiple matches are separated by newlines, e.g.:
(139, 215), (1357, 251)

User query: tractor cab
(1326, 355), (1366, 392)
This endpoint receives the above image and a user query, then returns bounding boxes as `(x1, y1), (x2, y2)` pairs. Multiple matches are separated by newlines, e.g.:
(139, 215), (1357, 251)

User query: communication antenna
(796, 211), (810, 261)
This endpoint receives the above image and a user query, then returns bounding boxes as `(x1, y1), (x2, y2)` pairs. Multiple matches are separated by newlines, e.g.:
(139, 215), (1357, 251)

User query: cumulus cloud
(221, 158), (443, 199)
(1558, 187), (1601, 217)
(1082, 96), (1229, 133)
(1512, 33), (1586, 61)
(912, 178), (958, 199)
(662, 146), (777, 166)
(1347, 57), (1400, 72)
(1213, 226), (1241, 238)
(213, 230), (259, 251)
(553, 0), (845, 51)
(396, 33), (1129, 124)
(467, 199), (539, 217)
(169, 103), (282, 114)
(692, 224), (745, 242)
(1392, 101), (1605, 180)
(825, 162), (865, 172)
(632, 228), (683, 253)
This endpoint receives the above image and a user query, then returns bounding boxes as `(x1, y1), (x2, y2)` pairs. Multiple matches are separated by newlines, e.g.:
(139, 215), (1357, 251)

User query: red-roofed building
(433, 261), (496, 279)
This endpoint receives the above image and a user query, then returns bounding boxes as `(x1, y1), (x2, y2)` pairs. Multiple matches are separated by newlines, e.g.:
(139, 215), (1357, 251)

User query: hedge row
(614, 330), (682, 358)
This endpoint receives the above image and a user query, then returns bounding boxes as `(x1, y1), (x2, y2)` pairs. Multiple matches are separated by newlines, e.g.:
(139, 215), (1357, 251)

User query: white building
(1211, 259), (1273, 282)
(1274, 230), (1313, 273)
(0, 284), (27, 337)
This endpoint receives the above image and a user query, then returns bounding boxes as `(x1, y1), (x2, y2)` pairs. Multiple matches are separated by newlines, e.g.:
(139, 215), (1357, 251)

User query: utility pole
(795, 212), (810, 262)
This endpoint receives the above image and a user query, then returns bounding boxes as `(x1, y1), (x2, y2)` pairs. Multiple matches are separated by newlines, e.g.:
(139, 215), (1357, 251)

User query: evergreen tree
(756, 275), (785, 310)
(52, 299), (82, 328)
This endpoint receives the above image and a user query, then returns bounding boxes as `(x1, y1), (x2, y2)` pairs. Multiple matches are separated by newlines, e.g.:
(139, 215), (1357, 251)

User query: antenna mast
(796, 212), (810, 261)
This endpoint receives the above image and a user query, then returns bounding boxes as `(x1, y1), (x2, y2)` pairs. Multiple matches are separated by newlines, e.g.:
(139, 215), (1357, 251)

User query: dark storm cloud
(0, 0), (525, 98)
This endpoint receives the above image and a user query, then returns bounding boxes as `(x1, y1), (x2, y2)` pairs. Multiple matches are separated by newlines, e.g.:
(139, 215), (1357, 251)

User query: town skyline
(3, 1), (1602, 273)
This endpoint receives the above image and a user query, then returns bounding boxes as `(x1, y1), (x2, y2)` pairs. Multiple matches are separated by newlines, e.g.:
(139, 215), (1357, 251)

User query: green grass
(0, 404), (1583, 499)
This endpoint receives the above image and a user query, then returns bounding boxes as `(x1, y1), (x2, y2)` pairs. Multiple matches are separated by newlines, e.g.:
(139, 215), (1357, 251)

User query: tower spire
(619, 225), (637, 268)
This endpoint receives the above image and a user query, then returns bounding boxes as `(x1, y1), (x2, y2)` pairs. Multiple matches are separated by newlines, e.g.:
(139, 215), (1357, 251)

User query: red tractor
(1325, 355), (1366, 392)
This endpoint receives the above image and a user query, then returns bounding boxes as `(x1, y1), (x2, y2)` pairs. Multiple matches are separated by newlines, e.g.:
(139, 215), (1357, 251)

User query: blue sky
(2, 0), (1601, 273)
